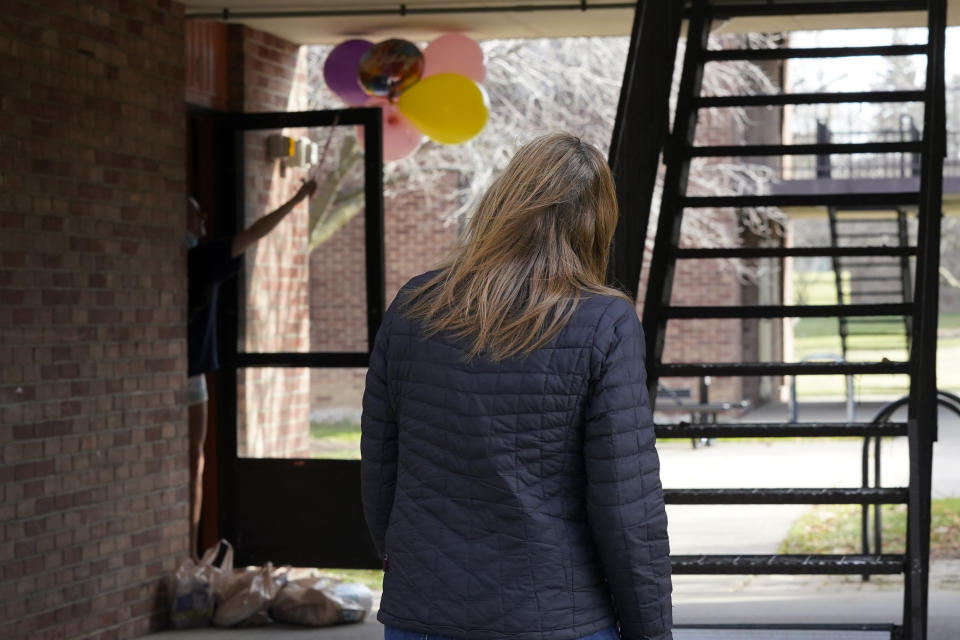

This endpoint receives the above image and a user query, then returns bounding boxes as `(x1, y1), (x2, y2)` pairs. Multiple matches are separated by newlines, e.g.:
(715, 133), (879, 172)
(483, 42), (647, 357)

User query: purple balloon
(324, 39), (373, 105)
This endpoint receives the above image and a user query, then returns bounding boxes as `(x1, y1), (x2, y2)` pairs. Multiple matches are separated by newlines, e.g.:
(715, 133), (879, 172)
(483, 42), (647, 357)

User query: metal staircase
(828, 208), (913, 372)
(611, 1), (946, 638)
(824, 206), (915, 408)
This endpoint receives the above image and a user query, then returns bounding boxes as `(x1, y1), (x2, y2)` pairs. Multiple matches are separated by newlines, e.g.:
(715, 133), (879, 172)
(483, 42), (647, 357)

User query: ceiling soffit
(182, 1), (960, 44)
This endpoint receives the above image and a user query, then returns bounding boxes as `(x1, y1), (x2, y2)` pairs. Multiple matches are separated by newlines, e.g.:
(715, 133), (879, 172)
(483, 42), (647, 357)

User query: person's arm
(360, 306), (398, 558)
(585, 299), (673, 640)
(231, 179), (317, 257)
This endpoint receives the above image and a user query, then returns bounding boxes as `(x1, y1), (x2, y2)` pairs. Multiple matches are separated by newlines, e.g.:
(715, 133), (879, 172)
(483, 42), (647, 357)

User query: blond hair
(403, 133), (628, 361)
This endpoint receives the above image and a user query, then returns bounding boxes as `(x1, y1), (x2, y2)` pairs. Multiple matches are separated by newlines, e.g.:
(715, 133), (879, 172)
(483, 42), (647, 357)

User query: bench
(655, 378), (751, 448)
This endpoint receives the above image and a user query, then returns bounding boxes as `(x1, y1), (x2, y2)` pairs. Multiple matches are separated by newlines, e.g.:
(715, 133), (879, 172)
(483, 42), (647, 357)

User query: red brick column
(0, 1), (187, 637)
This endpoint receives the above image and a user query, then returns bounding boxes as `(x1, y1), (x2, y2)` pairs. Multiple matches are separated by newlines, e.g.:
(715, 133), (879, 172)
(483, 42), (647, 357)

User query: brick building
(8, 2), (950, 638)
(0, 5), (463, 637)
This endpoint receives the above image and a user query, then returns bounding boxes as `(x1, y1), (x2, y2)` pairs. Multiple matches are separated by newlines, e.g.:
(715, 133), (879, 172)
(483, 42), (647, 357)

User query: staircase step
(671, 554), (904, 575)
(835, 233), (902, 239)
(654, 421), (908, 439)
(845, 316), (912, 324)
(847, 276), (907, 283)
(663, 487), (907, 505)
(836, 217), (902, 224)
(848, 292), (907, 297)
(695, 90), (925, 109)
(664, 303), (909, 319)
(687, 141), (922, 157)
(654, 361), (910, 377)
(831, 260), (904, 268)
(702, 43), (927, 61)
(845, 330), (909, 337)
(708, 1), (926, 19)
(681, 192), (919, 209)
(676, 246), (915, 259)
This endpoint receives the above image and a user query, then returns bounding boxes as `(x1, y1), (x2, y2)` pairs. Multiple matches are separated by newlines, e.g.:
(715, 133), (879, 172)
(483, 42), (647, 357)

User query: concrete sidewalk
(149, 402), (959, 638)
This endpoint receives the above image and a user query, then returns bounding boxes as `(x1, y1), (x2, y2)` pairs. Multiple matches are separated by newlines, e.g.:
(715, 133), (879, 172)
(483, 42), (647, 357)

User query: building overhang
(183, 0), (960, 45)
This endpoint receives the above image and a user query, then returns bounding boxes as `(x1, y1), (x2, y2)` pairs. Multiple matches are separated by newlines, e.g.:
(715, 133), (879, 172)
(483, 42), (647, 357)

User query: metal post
(641, 0), (711, 405)
(816, 119), (832, 178)
(904, 1), (946, 636)
(606, 0), (684, 299)
(846, 374), (856, 422)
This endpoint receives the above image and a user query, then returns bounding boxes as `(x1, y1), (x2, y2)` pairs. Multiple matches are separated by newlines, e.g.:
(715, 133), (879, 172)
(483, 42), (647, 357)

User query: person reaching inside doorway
(361, 134), (673, 640)
(186, 179), (316, 560)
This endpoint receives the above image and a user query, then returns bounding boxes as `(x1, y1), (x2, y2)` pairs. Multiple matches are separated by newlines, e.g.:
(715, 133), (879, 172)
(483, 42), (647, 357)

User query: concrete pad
(149, 619), (383, 639)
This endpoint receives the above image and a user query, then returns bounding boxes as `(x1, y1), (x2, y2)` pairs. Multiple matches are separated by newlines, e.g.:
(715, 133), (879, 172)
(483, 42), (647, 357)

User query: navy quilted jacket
(361, 274), (672, 640)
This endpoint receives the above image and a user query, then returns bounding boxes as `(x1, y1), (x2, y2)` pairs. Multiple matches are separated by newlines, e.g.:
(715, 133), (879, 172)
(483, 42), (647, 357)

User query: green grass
(312, 568), (384, 591)
(309, 418), (361, 442)
(779, 498), (960, 559)
(309, 419), (361, 460)
(792, 269), (851, 306)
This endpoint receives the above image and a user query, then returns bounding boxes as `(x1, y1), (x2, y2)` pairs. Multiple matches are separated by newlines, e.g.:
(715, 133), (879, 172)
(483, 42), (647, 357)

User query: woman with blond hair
(361, 133), (672, 640)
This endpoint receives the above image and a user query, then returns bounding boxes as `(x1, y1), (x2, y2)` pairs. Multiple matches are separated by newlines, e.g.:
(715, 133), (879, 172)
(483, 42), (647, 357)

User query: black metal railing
(783, 122), (959, 181)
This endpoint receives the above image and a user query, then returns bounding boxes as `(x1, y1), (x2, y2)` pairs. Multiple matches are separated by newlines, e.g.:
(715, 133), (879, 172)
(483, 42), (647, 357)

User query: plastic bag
(271, 578), (342, 626)
(332, 583), (374, 622)
(168, 540), (232, 629)
(271, 579), (372, 627)
(213, 561), (285, 627)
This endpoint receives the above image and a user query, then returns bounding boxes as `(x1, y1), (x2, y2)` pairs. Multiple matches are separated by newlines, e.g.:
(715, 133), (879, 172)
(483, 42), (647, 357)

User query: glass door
(213, 108), (383, 568)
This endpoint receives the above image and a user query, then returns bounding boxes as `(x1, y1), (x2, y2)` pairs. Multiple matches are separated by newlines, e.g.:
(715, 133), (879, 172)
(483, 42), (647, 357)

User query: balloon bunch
(323, 34), (488, 161)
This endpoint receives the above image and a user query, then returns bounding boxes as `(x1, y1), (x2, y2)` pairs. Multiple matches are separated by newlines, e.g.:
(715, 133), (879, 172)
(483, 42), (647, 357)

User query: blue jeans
(385, 626), (620, 640)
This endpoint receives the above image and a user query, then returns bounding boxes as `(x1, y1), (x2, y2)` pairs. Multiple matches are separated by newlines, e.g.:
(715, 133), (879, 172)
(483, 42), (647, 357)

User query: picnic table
(655, 378), (751, 448)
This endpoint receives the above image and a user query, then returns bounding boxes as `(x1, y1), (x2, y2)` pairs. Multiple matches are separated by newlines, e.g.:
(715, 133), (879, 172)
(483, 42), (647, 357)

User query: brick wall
(309, 172), (460, 420)
(0, 1), (187, 638)
(229, 26), (313, 458)
(655, 100), (749, 404)
(310, 209), (369, 355)
(662, 210), (744, 403)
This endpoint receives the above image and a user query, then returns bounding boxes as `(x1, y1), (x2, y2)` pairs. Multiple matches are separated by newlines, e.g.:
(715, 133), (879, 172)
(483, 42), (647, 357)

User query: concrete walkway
(149, 402), (960, 639)
(660, 400), (959, 637)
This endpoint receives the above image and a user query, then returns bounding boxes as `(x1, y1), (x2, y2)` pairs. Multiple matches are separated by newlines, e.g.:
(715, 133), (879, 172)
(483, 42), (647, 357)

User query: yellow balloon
(398, 73), (488, 144)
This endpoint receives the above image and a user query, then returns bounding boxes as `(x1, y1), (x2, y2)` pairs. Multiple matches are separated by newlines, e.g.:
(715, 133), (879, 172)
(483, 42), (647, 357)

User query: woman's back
(362, 278), (671, 640)
(361, 134), (672, 640)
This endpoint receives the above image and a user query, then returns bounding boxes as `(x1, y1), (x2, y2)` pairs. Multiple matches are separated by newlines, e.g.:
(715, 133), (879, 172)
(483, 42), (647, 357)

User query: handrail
(859, 391), (960, 579)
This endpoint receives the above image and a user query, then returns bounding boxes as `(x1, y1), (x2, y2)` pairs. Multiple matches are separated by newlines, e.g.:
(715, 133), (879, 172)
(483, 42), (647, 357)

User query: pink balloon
(422, 33), (486, 84)
(357, 98), (423, 162)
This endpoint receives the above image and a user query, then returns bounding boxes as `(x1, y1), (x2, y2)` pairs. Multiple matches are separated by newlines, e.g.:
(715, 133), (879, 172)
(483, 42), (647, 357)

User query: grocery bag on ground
(271, 579), (372, 626)
(168, 539), (233, 629)
(213, 560), (285, 627)
(333, 583), (374, 622)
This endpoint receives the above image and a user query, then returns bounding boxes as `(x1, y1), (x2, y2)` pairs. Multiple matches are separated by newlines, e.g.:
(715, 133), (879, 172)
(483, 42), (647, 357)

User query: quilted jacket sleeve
(360, 305), (398, 558)
(585, 299), (672, 640)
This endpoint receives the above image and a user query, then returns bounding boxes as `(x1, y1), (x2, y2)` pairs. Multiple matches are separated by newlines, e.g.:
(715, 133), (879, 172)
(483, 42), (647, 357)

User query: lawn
(312, 568), (384, 592)
(779, 498), (960, 559)
(309, 418), (361, 460)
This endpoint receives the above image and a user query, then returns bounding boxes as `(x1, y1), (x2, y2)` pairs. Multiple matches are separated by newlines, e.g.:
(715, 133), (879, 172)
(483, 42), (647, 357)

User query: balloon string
(307, 111), (342, 186)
